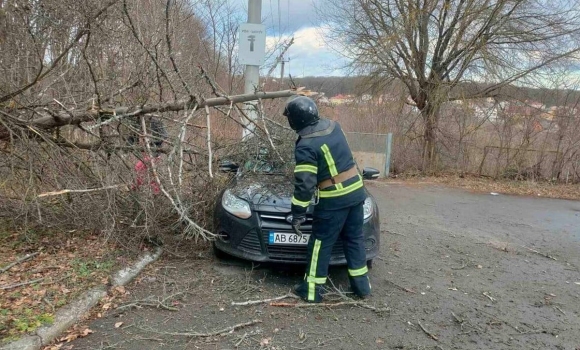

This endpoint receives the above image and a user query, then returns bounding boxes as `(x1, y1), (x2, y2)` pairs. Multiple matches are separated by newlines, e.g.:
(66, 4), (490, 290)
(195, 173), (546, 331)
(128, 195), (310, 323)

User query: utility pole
(242, 0), (262, 140)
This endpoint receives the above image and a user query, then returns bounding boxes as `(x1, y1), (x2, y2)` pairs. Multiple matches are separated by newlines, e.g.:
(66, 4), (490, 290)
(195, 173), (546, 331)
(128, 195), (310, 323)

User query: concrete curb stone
(1, 248), (163, 350)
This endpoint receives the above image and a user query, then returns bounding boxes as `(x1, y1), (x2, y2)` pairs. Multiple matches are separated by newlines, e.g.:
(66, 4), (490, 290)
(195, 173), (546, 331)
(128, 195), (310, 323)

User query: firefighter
(284, 96), (371, 303)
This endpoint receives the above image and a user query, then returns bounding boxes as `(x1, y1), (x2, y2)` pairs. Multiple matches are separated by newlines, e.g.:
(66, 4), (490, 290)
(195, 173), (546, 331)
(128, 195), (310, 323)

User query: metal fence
(345, 132), (392, 178)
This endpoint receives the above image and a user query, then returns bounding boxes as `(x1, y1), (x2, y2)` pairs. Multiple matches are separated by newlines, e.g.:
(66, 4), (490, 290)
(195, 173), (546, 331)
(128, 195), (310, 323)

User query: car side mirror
(362, 167), (380, 180)
(219, 160), (239, 173)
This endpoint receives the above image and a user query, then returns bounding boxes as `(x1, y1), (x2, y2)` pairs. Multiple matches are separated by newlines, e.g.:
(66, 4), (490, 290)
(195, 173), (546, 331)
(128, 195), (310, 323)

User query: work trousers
(295, 201), (371, 302)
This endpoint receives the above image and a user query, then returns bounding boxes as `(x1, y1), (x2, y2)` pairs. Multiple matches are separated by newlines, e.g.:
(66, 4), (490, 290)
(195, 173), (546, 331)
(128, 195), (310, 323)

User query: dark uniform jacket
(291, 118), (366, 217)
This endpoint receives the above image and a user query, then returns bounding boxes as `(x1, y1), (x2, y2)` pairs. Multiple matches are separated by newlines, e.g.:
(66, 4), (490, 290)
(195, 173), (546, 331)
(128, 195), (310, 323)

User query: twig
(554, 306), (566, 315)
(116, 301), (178, 312)
(1, 252), (39, 274)
(381, 230), (407, 237)
(511, 329), (548, 336)
(270, 301), (389, 313)
(524, 246), (557, 261)
(483, 292), (496, 302)
(385, 279), (416, 294)
(232, 293), (299, 306)
(0, 278), (44, 290)
(451, 311), (463, 324)
(37, 185), (128, 198)
(258, 98), (284, 161)
(417, 321), (439, 341)
(30, 265), (62, 274)
(147, 319), (262, 337)
(205, 105), (213, 178)
(234, 332), (248, 347)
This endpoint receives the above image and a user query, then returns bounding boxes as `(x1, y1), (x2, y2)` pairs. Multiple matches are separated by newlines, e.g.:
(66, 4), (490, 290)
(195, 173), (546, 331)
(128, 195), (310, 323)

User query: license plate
(268, 232), (310, 245)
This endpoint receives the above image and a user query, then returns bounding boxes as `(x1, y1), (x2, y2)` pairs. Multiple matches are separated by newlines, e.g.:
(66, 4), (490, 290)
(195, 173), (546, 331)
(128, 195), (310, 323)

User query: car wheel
(212, 242), (229, 260)
(366, 259), (373, 269)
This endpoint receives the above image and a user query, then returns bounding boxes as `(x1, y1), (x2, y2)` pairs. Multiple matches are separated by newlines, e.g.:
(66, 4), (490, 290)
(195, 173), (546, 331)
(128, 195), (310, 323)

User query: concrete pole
(242, 0), (262, 140)
(385, 133), (393, 178)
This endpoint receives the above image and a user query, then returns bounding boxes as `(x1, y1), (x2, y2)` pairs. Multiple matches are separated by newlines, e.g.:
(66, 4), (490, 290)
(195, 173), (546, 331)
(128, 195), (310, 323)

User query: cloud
(228, 0), (320, 34)
(229, 0), (348, 76)
(265, 26), (348, 76)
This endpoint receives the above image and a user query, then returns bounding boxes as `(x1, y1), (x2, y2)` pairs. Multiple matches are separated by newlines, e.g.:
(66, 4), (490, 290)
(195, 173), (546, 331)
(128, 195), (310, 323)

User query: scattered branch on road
(451, 311), (484, 333)
(523, 246), (558, 261)
(1, 252), (40, 274)
(418, 321), (439, 341)
(483, 292), (496, 302)
(385, 279), (417, 294)
(144, 319), (262, 338)
(116, 292), (184, 312)
(231, 293), (299, 306)
(270, 300), (390, 313)
(381, 230), (407, 237)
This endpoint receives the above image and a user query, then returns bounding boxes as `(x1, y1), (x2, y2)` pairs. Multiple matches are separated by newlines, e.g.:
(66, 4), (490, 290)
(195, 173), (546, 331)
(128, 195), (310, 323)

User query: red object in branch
(132, 156), (161, 194)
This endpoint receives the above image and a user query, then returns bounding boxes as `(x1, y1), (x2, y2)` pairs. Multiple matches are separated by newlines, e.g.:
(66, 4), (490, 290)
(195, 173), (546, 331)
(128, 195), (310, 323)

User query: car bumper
(213, 208), (380, 265)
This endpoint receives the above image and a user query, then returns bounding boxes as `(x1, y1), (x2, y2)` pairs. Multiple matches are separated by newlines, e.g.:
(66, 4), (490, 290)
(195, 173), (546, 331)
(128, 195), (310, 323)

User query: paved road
(71, 181), (580, 350)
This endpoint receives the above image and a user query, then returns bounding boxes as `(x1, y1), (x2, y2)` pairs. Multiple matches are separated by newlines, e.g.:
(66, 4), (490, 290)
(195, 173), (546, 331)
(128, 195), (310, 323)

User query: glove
(291, 215), (306, 237)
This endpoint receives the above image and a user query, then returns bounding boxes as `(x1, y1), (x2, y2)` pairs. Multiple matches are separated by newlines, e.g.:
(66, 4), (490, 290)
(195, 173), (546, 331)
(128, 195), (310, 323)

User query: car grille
(265, 233), (345, 262)
(257, 211), (345, 262)
(237, 230), (262, 254)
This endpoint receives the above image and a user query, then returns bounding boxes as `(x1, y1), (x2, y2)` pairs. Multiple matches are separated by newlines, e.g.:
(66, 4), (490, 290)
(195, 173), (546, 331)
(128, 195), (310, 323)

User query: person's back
(284, 96), (371, 303)
(294, 118), (366, 211)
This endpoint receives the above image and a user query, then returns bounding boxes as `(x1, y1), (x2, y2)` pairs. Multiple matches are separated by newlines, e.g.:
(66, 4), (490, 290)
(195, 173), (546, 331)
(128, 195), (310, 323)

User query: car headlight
(222, 189), (252, 219)
(363, 197), (373, 220)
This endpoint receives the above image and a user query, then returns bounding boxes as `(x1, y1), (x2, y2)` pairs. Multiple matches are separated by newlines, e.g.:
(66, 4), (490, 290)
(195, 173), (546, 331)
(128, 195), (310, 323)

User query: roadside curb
(1, 248), (163, 350)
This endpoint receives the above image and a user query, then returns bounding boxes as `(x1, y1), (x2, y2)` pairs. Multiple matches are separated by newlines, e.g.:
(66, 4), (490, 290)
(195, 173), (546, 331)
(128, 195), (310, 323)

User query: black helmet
(283, 96), (319, 131)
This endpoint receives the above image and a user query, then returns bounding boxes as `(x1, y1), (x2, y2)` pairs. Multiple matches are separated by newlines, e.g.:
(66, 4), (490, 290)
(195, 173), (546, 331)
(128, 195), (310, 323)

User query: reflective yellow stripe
(308, 239), (322, 301)
(291, 196), (310, 207)
(318, 176), (363, 198)
(308, 282), (315, 301)
(321, 144), (338, 177)
(306, 276), (327, 284)
(349, 266), (368, 277)
(295, 164), (318, 174)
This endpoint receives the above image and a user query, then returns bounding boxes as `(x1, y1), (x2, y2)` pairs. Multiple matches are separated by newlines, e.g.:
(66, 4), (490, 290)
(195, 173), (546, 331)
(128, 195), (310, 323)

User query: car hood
(229, 174), (296, 212)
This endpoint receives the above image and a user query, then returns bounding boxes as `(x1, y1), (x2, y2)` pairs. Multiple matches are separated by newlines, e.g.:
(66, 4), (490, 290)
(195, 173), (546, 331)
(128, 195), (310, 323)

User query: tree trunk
(421, 104), (439, 173)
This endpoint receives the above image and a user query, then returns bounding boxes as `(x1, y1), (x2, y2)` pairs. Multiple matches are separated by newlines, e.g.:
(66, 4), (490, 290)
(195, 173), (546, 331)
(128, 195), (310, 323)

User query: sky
(229, 0), (348, 77)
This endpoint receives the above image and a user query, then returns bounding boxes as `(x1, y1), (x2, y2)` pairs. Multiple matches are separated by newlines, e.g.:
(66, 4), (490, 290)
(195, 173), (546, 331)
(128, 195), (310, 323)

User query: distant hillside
(283, 76), (580, 107)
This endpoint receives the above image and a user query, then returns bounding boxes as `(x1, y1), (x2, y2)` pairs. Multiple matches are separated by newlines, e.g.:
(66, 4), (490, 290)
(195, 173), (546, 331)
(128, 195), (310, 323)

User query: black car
(212, 158), (380, 266)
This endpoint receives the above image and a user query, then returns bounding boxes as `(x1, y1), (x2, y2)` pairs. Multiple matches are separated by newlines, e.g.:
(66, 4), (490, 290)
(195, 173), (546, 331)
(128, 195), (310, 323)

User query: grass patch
(0, 225), (122, 341)
(389, 174), (580, 200)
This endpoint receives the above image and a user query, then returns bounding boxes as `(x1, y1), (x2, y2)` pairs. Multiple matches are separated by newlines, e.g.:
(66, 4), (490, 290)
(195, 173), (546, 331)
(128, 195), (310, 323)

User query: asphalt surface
(69, 181), (580, 350)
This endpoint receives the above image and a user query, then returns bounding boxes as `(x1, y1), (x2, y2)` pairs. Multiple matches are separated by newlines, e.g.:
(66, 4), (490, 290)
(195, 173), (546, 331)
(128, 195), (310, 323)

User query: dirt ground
(65, 181), (580, 350)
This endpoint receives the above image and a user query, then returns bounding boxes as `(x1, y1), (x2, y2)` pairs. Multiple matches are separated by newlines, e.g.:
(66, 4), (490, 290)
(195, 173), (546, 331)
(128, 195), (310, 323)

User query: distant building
(329, 94), (355, 105)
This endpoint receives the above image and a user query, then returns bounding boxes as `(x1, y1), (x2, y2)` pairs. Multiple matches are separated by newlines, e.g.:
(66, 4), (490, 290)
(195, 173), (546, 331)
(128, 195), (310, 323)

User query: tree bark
(11, 89), (313, 130)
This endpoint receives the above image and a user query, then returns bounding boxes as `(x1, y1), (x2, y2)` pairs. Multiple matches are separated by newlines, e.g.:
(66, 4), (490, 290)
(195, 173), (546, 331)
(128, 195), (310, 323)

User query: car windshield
(243, 159), (293, 174)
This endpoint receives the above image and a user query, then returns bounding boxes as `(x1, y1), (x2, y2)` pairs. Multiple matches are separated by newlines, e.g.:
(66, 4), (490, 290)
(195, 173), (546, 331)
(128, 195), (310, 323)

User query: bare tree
(0, 0), (313, 246)
(318, 0), (580, 171)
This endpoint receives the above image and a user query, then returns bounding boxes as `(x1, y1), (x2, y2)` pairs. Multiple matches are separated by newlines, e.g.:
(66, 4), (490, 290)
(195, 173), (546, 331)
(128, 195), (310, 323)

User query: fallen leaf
(102, 303), (111, 310)
(81, 328), (93, 337)
(114, 286), (126, 294)
(114, 322), (124, 328)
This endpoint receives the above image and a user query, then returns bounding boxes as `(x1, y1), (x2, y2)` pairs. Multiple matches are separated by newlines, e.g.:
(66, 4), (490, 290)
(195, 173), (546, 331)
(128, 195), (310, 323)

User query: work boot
(293, 282), (323, 303)
(349, 275), (371, 299)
